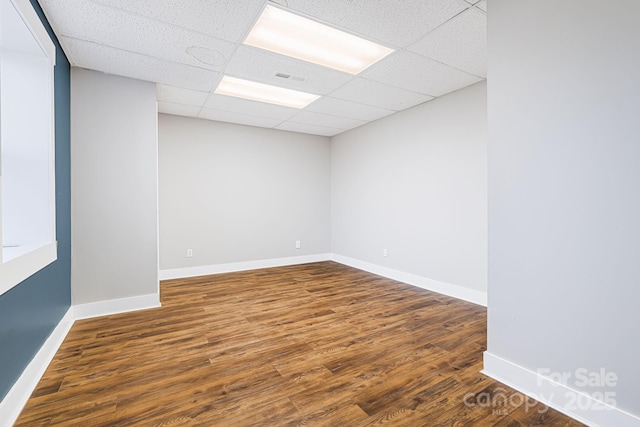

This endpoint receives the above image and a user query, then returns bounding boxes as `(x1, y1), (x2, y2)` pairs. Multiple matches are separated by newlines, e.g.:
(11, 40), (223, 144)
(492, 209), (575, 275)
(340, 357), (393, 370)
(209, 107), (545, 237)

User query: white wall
(485, 0), (640, 424)
(158, 114), (331, 273)
(331, 82), (487, 303)
(71, 68), (158, 306)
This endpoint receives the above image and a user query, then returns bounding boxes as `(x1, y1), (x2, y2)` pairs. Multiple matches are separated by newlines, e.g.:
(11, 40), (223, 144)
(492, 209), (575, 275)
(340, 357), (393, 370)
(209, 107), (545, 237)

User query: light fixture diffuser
(244, 5), (394, 75)
(214, 75), (320, 109)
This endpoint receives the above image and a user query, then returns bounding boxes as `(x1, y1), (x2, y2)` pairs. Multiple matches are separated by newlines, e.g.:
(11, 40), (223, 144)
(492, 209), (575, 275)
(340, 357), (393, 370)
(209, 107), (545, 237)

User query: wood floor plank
(15, 262), (583, 426)
(291, 397), (369, 426)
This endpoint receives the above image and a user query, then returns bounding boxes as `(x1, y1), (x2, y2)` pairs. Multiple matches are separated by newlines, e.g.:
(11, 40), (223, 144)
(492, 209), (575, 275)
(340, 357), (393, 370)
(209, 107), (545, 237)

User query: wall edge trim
(482, 351), (640, 427)
(0, 308), (75, 427)
(158, 254), (333, 280)
(330, 253), (487, 306)
(73, 293), (160, 320)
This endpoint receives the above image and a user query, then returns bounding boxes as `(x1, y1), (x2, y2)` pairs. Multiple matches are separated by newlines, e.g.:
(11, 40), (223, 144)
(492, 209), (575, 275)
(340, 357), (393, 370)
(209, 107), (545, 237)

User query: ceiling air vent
(274, 72), (306, 82)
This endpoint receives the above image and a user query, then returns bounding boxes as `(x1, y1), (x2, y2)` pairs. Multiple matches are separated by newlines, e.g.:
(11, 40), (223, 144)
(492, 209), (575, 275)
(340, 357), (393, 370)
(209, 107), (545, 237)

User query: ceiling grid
(39, 0), (486, 136)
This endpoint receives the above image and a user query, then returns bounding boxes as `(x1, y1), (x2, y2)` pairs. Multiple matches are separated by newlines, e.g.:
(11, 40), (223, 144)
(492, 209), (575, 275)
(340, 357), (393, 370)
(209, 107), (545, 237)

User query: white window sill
(0, 242), (57, 296)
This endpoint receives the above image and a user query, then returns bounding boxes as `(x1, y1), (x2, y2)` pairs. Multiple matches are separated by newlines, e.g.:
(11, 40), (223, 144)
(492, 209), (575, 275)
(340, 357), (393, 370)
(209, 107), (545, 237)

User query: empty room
(1, 0), (638, 426)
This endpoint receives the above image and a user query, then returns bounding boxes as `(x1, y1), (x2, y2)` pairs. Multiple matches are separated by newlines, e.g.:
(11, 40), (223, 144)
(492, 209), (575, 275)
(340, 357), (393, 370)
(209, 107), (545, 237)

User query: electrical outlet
(186, 249), (193, 258)
(295, 240), (301, 249)
(383, 248), (388, 257)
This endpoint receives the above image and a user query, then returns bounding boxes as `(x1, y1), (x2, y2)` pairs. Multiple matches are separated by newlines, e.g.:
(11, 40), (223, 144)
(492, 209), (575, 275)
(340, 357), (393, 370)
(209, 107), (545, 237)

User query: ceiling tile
(157, 85), (209, 106)
(361, 50), (483, 96)
(39, 0), (235, 72)
(275, 121), (342, 137)
(288, 111), (366, 130)
(408, 7), (486, 77)
(330, 77), (433, 111)
(224, 45), (354, 96)
(158, 102), (202, 117)
(205, 94), (300, 121)
(61, 37), (219, 91)
(306, 96), (395, 122)
(284, 0), (470, 47)
(199, 108), (283, 128)
(39, 0), (489, 137)
(91, 0), (264, 43)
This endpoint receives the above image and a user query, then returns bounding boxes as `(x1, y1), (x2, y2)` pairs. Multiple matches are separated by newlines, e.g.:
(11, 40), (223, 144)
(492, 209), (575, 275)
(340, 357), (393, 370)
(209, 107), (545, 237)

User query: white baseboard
(330, 254), (487, 306)
(73, 293), (161, 320)
(0, 308), (75, 427)
(159, 254), (487, 307)
(482, 352), (640, 427)
(158, 253), (332, 280)
(0, 293), (161, 425)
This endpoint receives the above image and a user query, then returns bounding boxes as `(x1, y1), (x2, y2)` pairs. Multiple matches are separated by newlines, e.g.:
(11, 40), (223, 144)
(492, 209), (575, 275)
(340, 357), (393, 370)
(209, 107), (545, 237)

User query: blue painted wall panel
(0, 0), (71, 401)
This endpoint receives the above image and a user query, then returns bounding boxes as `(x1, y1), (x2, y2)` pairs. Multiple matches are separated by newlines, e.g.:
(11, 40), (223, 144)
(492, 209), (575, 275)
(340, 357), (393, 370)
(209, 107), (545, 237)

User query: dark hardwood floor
(16, 261), (583, 426)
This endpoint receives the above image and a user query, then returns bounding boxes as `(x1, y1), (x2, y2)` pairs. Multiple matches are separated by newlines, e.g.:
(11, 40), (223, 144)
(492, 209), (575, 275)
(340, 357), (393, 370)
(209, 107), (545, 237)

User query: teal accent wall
(0, 0), (71, 401)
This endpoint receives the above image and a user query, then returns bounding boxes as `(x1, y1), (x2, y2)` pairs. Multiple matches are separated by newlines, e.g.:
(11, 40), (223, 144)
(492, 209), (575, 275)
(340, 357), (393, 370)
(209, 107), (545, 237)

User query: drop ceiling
(38, 0), (487, 137)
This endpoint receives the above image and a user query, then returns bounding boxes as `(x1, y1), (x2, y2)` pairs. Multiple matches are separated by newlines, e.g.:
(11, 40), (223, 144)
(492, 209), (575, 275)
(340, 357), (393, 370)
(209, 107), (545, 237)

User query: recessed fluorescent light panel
(215, 75), (320, 109)
(244, 5), (394, 74)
